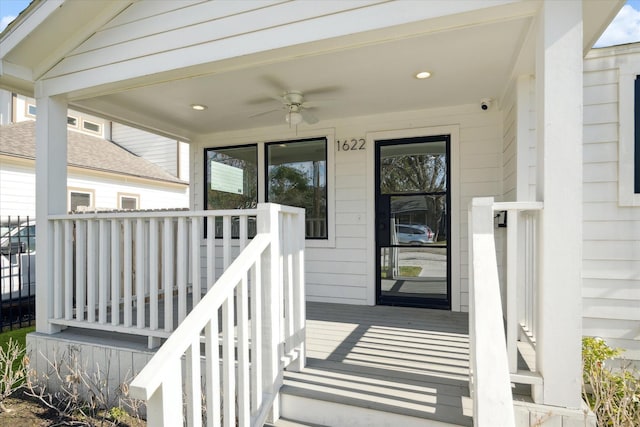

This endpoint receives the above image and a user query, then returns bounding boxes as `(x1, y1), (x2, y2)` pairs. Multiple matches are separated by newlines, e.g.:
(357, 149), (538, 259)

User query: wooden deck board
(283, 302), (473, 426)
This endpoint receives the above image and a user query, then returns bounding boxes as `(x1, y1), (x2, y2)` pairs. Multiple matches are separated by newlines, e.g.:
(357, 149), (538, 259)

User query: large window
(266, 138), (327, 239)
(205, 145), (258, 238)
(205, 145), (258, 210)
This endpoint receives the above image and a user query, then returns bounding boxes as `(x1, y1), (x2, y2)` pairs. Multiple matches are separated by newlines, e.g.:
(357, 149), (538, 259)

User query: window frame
(118, 193), (140, 210)
(68, 188), (95, 212)
(82, 119), (102, 135)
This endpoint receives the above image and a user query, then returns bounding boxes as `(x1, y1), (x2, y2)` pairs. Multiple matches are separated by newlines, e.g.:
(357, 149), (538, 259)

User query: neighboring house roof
(0, 121), (187, 185)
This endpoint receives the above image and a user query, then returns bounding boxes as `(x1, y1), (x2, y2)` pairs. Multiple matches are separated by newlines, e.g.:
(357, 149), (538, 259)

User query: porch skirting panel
(26, 330), (154, 408)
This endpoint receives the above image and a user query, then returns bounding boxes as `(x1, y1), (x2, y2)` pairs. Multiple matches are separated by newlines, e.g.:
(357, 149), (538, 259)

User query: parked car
(0, 221), (36, 302)
(394, 224), (434, 245)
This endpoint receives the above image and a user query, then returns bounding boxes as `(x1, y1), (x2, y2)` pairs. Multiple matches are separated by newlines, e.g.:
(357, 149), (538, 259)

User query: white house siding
(67, 171), (188, 211)
(111, 122), (184, 178)
(0, 158), (188, 217)
(0, 158), (36, 217)
(193, 104), (503, 311)
(583, 46), (640, 360)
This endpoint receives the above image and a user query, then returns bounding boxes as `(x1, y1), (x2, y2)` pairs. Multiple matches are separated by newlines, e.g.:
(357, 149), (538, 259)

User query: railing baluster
(98, 219), (109, 324)
(192, 217), (201, 305)
(75, 220), (86, 321)
(506, 209), (518, 373)
(53, 221), (63, 319)
(64, 220), (73, 320)
(177, 217), (188, 323)
(284, 214), (294, 356)
(223, 216), (231, 269)
(186, 336), (203, 427)
(149, 218), (159, 332)
(207, 216), (215, 289)
(250, 259), (262, 412)
(111, 219), (121, 326)
(163, 218), (174, 332)
(205, 315), (221, 427)
(123, 219), (133, 327)
(222, 296), (236, 427)
(87, 220), (97, 323)
(237, 272), (250, 427)
(136, 218), (145, 329)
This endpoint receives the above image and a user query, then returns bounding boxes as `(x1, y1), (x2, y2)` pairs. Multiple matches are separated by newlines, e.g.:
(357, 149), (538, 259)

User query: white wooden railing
(468, 197), (546, 424)
(129, 203), (305, 427)
(46, 206), (299, 351)
(468, 197), (515, 426)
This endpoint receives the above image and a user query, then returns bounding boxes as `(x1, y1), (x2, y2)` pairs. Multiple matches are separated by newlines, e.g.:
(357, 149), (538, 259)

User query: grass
(399, 266), (422, 277)
(0, 326), (34, 350)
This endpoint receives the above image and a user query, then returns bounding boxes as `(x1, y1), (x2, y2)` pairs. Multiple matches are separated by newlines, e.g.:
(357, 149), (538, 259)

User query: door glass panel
(379, 141), (446, 194)
(376, 136), (449, 308)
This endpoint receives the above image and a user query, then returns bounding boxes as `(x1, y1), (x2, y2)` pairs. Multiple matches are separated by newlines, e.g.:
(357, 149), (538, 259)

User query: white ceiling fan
(249, 90), (320, 126)
(248, 76), (340, 126)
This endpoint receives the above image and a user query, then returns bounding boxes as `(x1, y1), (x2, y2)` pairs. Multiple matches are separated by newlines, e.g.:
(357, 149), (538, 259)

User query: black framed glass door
(375, 136), (450, 309)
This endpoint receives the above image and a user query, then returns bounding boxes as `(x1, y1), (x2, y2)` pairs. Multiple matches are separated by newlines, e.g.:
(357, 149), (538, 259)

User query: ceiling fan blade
(303, 85), (341, 96)
(301, 109), (319, 124)
(248, 108), (282, 118)
(261, 75), (289, 93)
(246, 95), (282, 106)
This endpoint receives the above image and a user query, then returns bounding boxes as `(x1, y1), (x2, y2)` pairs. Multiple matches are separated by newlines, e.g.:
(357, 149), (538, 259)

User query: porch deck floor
(283, 302), (473, 426)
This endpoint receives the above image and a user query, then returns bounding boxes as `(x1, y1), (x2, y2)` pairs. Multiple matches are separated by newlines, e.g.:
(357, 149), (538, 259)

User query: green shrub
(582, 337), (640, 427)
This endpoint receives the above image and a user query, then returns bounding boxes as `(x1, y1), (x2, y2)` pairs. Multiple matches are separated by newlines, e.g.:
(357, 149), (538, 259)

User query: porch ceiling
(74, 17), (534, 141)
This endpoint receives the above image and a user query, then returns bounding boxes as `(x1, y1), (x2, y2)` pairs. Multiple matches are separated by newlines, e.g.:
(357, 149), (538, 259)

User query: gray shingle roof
(0, 121), (186, 185)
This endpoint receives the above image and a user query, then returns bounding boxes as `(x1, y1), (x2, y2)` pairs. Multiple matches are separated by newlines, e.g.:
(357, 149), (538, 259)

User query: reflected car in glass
(394, 224), (434, 245)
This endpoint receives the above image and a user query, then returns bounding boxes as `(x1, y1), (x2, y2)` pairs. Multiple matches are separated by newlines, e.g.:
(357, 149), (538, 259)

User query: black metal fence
(0, 215), (36, 331)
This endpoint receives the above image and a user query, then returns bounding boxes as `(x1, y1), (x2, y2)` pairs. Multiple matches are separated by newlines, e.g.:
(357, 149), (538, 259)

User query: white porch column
(535, 1), (583, 408)
(35, 94), (68, 334)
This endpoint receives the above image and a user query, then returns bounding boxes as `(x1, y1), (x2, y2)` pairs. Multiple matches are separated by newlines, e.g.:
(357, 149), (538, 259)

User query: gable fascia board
(37, 0), (532, 99)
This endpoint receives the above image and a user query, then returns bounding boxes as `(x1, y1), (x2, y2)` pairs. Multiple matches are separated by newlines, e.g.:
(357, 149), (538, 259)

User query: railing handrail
(130, 232), (271, 400)
(47, 208), (258, 221)
(468, 197), (516, 426)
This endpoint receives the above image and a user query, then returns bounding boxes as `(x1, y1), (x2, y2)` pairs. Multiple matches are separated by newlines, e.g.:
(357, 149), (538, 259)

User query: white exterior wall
(583, 45), (640, 361)
(0, 159), (36, 217)
(111, 122), (183, 178)
(0, 157), (188, 217)
(193, 104), (503, 311)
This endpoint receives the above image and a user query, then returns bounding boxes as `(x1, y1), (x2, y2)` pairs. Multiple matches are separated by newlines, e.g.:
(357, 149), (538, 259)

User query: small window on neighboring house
(634, 75), (640, 193)
(67, 116), (78, 127)
(69, 190), (94, 212)
(26, 104), (36, 117)
(83, 120), (101, 134)
(119, 194), (139, 210)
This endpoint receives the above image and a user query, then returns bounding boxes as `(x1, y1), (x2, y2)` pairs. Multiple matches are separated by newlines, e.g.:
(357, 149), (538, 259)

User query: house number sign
(336, 138), (366, 151)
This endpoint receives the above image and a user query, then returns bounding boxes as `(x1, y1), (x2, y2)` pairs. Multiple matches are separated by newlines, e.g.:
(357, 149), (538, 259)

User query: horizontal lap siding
(583, 53), (640, 360)
(0, 161), (36, 217)
(307, 139), (368, 304)
(111, 123), (179, 177)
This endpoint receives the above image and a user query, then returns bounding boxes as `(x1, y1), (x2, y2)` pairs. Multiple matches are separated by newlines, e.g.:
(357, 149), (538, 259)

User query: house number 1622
(336, 138), (366, 151)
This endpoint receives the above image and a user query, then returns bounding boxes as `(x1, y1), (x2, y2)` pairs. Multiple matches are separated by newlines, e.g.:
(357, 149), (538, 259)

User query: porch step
(280, 359), (472, 427)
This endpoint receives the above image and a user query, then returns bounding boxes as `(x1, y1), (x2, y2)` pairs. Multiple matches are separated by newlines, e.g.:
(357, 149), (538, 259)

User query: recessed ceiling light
(415, 71), (432, 79)
(191, 104), (207, 111)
